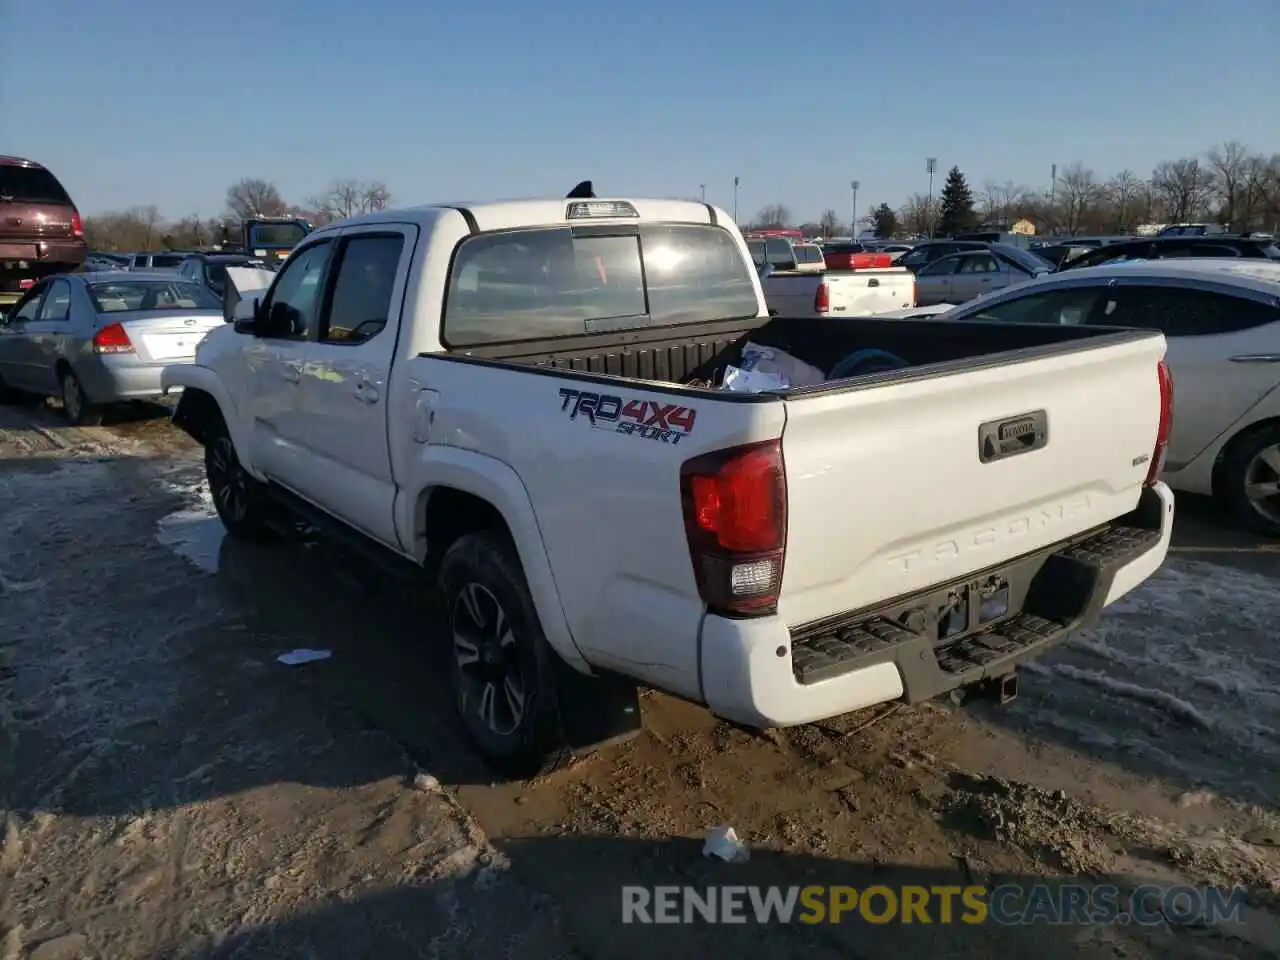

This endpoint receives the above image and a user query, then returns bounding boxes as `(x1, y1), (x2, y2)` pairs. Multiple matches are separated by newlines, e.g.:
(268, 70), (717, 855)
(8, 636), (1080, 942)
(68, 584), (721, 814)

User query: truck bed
(447, 314), (1153, 395)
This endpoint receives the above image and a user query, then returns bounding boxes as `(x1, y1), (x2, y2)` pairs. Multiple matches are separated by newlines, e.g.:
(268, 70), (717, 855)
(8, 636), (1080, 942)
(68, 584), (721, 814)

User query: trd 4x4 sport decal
(558, 388), (697, 445)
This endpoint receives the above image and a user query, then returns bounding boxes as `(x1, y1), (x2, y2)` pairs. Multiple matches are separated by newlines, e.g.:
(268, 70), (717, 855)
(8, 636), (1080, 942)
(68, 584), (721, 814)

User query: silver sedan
(913, 245), (1054, 306)
(0, 271), (225, 425)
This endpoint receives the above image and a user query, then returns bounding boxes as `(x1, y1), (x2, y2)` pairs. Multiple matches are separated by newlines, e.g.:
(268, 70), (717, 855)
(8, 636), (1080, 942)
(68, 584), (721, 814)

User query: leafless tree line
(83, 176), (393, 252)
(894, 143), (1280, 238)
(752, 143), (1280, 239)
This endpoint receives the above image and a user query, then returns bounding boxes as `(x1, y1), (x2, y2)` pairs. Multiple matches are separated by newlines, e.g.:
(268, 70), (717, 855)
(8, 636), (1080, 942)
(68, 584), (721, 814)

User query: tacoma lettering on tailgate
(884, 495), (1094, 573)
(557, 388), (697, 445)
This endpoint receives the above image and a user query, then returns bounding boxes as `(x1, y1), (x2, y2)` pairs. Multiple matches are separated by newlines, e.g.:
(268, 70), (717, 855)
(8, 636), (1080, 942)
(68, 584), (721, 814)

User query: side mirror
(232, 297), (265, 335)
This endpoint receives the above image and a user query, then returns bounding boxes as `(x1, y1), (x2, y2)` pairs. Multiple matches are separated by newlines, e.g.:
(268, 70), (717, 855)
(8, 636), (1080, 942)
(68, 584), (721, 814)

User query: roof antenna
(566, 180), (595, 199)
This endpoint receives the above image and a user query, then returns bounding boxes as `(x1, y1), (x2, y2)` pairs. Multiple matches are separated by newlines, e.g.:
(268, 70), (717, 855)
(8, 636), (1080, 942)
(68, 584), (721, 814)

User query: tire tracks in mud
(0, 402), (196, 463)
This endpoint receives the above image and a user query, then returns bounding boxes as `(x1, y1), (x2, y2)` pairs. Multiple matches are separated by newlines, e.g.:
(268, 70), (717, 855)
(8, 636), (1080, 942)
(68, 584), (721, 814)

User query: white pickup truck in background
(163, 194), (1175, 777)
(759, 259), (918, 317)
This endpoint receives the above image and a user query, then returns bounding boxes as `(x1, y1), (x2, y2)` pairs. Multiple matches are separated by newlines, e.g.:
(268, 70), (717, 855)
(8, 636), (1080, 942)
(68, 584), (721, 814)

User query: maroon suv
(0, 156), (87, 298)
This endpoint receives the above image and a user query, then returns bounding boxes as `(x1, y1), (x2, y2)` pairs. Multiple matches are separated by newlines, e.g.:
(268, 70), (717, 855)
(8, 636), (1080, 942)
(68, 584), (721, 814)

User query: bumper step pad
(790, 522), (1163, 695)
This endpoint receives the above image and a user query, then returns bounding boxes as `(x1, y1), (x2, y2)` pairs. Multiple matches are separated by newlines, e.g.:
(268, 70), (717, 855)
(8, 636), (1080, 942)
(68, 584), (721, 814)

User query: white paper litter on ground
(702, 825), (750, 862)
(276, 648), (332, 666)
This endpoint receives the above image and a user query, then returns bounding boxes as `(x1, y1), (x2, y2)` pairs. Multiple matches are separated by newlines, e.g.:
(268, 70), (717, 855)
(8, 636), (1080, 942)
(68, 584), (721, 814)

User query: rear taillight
(93, 322), (134, 354)
(1146, 360), (1173, 486)
(680, 440), (787, 617)
(814, 281), (830, 315)
(71, 211), (84, 238)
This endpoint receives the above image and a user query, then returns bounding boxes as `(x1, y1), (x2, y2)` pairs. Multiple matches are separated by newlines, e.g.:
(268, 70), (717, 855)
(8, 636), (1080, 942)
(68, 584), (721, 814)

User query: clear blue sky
(2, 0), (1276, 223)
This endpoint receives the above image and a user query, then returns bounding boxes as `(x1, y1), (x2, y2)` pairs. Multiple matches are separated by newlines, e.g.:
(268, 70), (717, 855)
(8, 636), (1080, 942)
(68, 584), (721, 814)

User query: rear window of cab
(442, 223), (760, 347)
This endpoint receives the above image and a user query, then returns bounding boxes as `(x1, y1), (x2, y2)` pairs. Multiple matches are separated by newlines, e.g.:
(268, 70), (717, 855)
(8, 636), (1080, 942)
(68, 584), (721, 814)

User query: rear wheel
(1220, 425), (1280, 538)
(438, 531), (568, 778)
(59, 368), (102, 426)
(205, 424), (275, 541)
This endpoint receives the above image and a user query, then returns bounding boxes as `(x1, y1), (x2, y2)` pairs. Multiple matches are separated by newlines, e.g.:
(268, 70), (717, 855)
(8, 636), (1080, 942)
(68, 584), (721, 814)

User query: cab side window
(261, 241), (333, 339)
(320, 234), (405, 345)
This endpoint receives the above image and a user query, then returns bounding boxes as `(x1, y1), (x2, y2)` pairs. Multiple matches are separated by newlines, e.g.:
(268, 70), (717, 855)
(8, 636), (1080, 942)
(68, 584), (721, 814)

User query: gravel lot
(1, 401), (1278, 959)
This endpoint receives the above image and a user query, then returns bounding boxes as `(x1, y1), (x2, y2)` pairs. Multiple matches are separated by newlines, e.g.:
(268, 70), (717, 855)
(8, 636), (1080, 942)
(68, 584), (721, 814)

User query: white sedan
(933, 259), (1280, 536)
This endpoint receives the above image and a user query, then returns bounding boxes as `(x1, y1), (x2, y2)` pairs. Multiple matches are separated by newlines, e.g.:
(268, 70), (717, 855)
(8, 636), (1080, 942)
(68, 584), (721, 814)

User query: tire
(59, 368), (103, 426)
(205, 423), (276, 541)
(438, 531), (569, 778)
(1219, 425), (1280, 538)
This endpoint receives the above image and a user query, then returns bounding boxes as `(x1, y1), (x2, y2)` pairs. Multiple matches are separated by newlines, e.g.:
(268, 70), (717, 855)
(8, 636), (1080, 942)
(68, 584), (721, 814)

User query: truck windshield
(443, 223), (760, 346)
(248, 222), (308, 248)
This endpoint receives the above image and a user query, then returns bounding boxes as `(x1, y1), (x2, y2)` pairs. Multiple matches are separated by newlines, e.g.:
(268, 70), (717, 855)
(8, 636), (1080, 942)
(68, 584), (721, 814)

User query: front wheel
(438, 531), (568, 778)
(1220, 425), (1280, 538)
(205, 428), (275, 541)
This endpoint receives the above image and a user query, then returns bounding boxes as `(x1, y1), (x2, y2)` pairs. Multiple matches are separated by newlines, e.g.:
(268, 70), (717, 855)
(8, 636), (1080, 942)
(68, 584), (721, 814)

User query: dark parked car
(176, 252), (274, 300)
(0, 156), (87, 303)
(1060, 235), (1280, 270)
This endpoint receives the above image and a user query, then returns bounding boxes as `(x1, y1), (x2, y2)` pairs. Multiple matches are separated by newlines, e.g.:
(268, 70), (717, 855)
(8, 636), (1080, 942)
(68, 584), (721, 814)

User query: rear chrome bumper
(699, 482), (1175, 727)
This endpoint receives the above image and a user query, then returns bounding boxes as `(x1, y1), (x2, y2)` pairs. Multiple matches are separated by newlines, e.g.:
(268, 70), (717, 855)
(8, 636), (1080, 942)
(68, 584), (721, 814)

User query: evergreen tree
(937, 166), (976, 237)
(870, 203), (899, 239)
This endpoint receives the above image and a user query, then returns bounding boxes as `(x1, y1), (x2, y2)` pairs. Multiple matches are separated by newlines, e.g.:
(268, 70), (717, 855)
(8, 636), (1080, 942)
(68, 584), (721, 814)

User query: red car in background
(821, 242), (893, 271)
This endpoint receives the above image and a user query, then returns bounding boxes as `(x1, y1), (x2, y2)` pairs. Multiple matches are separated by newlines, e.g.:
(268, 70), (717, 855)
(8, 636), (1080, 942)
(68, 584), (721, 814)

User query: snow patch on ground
(153, 471), (223, 575)
(1013, 557), (1280, 800)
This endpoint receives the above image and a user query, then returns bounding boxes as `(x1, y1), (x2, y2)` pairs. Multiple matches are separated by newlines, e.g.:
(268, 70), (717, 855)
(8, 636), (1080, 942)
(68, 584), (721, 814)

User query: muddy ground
(1, 400), (1278, 959)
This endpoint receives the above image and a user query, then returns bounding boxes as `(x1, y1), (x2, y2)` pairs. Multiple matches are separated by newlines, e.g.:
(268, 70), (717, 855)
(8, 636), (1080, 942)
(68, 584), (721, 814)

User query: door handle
(1228, 354), (1280, 363)
(282, 361), (301, 383)
(867, 278), (879, 287)
(355, 379), (380, 404)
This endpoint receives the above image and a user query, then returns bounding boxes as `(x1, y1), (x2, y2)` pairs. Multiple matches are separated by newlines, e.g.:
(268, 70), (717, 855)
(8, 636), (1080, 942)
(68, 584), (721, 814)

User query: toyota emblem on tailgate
(978, 410), (1048, 463)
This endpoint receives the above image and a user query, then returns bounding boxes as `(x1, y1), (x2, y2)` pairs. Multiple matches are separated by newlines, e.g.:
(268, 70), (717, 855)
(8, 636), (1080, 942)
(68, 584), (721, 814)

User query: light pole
(926, 157), (937, 238)
(699, 184), (706, 202)
(733, 176), (740, 224)
(850, 180), (859, 238)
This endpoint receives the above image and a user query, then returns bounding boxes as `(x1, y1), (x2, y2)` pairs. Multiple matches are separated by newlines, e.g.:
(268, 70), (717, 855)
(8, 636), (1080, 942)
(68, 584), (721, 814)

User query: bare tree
(755, 204), (791, 228)
(1056, 163), (1097, 235)
(897, 193), (938, 236)
(980, 182), (1012, 223)
(361, 180), (391, 212)
(818, 209), (841, 237)
(1151, 158), (1209, 224)
(127, 205), (162, 249)
(1104, 170), (1142, 231)
(225, 178), (288, 219)
(1208, 141), (1250, 228)
(306, 178), (394, 223)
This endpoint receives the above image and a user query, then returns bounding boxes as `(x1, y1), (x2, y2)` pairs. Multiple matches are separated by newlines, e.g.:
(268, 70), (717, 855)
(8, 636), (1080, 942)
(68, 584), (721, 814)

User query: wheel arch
(405, 447), (589, 672)
(165, 367), (258, 476)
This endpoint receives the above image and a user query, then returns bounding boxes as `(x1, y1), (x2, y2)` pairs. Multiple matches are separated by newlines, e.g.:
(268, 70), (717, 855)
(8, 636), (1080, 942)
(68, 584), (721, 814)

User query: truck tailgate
(827, 271), (916, 314)
(776, 332), (1166, 627)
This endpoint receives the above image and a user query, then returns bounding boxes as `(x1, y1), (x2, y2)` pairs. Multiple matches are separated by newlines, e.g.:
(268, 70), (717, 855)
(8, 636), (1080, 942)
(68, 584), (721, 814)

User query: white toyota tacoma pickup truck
(163, 193), (1175, 776)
